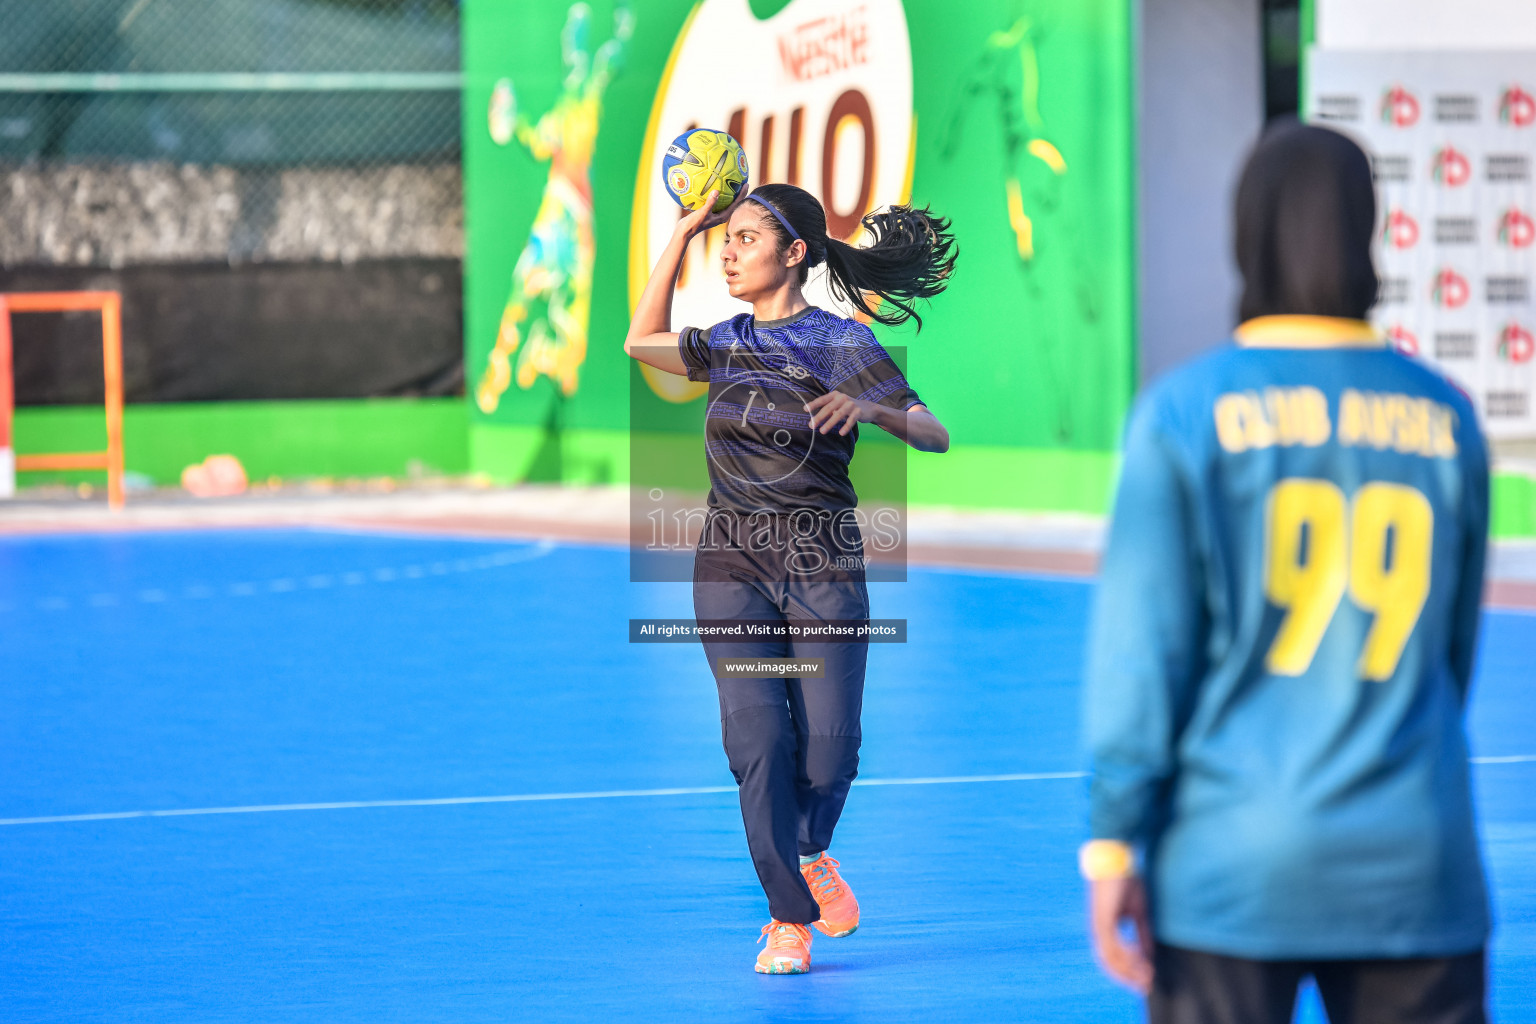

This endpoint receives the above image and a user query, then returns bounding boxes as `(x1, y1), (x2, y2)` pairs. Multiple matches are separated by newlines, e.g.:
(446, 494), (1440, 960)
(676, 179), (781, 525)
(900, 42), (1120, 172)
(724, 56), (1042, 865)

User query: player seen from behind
(1082, 121), (1491, 1024)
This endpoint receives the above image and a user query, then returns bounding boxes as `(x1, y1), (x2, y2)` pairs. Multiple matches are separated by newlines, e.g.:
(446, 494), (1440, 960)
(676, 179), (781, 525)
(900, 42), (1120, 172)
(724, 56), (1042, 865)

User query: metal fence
(0, 0), (463, 266)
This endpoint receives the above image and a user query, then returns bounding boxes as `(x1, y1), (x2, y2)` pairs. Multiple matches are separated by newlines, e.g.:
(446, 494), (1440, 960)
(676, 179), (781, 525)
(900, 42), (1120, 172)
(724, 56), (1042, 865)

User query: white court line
(21, 539), (557, 613)
(0, 772), (1086, 828)
(2, 760), (1528, 829)
(853, 771), (1086, 786)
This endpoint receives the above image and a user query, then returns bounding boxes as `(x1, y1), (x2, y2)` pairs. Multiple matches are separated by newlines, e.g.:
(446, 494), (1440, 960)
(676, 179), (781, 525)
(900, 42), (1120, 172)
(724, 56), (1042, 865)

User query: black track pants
(1149, 944), (1487, 1024)
(693, 510), (869, 925)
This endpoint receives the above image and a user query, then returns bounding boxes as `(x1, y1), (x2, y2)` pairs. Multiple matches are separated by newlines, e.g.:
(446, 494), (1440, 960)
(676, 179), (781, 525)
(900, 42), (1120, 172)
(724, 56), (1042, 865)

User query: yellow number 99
(1349, 484), (1433, 681)
(1264, 480), (1348, 675)
(1263, 479), (1434, 680)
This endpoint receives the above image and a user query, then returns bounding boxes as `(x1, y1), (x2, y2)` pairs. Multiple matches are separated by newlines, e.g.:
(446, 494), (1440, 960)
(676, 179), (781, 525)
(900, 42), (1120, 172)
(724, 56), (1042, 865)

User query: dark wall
(2, 259), (463, 404)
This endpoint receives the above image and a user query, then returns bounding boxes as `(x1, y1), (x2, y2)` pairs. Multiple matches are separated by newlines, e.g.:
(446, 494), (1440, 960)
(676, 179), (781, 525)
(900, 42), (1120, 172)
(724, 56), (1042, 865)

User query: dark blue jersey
(678, 307), (922, 514)
(1085, 315), (1491, 959)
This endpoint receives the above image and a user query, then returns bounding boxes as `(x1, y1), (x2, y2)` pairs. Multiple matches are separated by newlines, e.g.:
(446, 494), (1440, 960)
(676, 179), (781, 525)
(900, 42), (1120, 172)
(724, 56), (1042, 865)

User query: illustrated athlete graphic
(939, 12), (1098, 442)
(476, 1), (632, 411)
(940, 15), (1067, 264)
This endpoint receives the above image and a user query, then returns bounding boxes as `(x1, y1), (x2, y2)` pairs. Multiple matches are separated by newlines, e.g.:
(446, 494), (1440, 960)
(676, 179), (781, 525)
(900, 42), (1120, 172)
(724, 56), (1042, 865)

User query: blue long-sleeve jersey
(1084, 315), (1491, 960)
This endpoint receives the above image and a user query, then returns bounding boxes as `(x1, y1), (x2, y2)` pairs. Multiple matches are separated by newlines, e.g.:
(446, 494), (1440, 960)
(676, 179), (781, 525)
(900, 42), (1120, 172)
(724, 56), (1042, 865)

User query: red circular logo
(1384, 209), (1419, 249)
(1433, 268), (1471, 308)
(1432, 146), (1472, 187)
(1381, 86), (1420, 127)
(1387, 325), (1419, 355)
(1500, 208), (1536, 248)
(1499, 323), (1535, 363)
(1501, 86), (1536, 127)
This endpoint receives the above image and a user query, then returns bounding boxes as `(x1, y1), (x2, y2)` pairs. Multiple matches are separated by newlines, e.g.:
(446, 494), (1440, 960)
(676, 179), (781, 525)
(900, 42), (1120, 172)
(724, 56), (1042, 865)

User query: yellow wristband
(1078, 839), (1136, 881)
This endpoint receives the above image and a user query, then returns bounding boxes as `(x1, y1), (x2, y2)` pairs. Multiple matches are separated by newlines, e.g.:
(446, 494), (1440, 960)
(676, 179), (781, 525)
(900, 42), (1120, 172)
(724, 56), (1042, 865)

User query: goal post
(0, 291), (125, 509)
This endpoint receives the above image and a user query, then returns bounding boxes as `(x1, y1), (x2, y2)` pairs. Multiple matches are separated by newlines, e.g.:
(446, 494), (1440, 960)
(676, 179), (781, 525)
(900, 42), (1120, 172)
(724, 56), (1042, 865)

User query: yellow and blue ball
(661, 129), (749, 214)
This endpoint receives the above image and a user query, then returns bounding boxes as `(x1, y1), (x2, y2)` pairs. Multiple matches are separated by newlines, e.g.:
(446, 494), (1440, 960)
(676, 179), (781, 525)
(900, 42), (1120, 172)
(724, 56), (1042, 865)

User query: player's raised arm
(624, 189), (743, 376)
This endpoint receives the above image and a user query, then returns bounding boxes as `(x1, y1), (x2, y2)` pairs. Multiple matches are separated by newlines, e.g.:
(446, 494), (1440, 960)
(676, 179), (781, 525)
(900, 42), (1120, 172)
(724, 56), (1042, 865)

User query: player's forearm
(1084, 603), (1187, 846)
(1083, 406), (1201, 845)
(905, 408), (950, 453)
(1086, 757), (1164, 844)
(869, 405), (949, 453)
(624, 229), (691, 352)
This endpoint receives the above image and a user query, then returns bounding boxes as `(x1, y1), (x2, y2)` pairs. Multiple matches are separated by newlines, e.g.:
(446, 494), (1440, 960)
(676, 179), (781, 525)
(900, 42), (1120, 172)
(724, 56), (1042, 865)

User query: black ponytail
(747, 183), (957, 330)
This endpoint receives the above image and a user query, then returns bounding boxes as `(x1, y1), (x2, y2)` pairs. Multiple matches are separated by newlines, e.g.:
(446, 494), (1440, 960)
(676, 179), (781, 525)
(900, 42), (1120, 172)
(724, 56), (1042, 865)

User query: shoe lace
(758, 921), (811, 949)
(804, 855), (843, 901)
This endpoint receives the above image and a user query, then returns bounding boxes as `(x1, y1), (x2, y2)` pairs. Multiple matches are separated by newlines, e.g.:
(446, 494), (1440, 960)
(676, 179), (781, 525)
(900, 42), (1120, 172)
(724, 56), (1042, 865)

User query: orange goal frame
(0, 291), (125, 510)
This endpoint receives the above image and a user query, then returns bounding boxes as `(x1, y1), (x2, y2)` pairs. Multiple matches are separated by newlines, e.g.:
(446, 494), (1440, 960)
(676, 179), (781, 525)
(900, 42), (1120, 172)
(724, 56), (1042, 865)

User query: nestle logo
(1434, 332), (1477, 360)
(777, 6), (869, 82)
(1488, 153), (1530, 181)
(1315, 94), (1360, 122)
(1372, 154), (1411, 182)
(1486, 391), (1529, 417)
(1435, 217), (1477, 244)
(1434, 95), (1479, 123)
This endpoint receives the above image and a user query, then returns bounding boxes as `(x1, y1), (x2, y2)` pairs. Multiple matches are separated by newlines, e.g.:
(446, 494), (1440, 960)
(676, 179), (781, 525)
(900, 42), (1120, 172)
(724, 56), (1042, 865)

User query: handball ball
(662, 129), (749, 213)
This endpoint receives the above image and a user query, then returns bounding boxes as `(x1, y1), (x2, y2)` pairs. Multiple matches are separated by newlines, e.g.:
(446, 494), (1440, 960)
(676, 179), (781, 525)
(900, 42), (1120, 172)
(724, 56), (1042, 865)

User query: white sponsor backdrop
(629, 0), (914, 402)
(1310, 49), (1536, 437)
(1317, 0), (1536, 51)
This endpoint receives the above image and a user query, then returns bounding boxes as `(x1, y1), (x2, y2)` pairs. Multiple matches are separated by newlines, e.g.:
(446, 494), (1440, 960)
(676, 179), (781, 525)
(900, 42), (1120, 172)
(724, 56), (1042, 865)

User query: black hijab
(1234, 119), (1379, 323)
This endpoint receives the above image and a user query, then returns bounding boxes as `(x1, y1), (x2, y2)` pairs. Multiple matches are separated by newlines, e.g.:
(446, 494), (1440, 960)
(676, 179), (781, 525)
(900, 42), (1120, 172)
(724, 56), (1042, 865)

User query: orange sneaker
(755, 921), (812, 975)
(801, 853), (859, 937)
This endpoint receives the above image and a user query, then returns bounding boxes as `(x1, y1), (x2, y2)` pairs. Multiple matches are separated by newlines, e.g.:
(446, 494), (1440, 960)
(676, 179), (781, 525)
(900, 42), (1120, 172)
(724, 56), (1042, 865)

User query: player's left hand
(805, 392), (876, 436)
(1089, 875), (1154, 995)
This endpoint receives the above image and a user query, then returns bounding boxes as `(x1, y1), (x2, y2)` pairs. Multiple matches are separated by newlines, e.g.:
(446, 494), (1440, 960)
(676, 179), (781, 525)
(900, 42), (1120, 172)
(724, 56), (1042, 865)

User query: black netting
(0, 0), (458, 75)
(0, 0), (461, 264)
(0, 0), (465, 401)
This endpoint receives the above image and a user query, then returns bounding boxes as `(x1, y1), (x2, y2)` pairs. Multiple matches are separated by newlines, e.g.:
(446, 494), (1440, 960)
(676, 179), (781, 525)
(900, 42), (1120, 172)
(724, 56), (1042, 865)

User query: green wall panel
(13, 399), (469, 486)
(1492, 471), (1536, 540)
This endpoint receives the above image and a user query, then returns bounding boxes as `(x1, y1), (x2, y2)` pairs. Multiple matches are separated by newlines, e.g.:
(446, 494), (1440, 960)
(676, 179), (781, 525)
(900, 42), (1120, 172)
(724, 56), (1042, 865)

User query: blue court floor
(1, 528), (1531, 1023)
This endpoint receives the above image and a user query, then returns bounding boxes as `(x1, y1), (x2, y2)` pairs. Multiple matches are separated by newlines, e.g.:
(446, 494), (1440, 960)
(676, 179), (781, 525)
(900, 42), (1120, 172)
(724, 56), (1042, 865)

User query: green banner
(462, 0), (1133, 508)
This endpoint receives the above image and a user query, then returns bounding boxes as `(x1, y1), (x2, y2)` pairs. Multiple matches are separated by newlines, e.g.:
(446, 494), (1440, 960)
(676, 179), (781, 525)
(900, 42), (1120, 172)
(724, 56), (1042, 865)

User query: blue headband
(746, 194), (801, 242)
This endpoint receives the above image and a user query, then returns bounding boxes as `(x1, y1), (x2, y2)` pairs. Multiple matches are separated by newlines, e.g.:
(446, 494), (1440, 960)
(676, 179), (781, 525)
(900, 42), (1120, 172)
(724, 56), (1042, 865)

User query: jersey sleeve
(677, 325), (713, 382)
(1084, 393), (1208, 846)
(824, 324), (924, 411)
(1448, 411), (1490, 704)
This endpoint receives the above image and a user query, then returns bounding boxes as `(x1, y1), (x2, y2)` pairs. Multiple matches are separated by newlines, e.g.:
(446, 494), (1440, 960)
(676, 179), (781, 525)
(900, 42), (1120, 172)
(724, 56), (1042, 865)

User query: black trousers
(1149, 943), (1487, 1024)
(693, 508), (869, 925)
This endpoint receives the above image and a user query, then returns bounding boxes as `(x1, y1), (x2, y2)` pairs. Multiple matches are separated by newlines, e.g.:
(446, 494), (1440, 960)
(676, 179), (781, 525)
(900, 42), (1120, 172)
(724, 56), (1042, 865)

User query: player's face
(720, 205), (799, 301)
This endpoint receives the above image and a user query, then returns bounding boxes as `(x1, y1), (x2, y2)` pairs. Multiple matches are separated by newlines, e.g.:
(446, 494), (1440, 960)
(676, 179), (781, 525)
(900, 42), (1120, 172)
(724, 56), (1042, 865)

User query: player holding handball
(1083, 121), (1492, 1023)
(625, 134), (956, 974)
